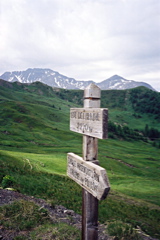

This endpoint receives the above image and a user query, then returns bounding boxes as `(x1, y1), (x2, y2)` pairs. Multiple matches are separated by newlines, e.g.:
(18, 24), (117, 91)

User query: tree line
(108, 121), (160, 148)
(130, 88), (160, 120)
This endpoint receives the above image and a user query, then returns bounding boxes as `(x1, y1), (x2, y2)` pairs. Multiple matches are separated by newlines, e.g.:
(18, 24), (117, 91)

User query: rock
(64, 209), (75, 216)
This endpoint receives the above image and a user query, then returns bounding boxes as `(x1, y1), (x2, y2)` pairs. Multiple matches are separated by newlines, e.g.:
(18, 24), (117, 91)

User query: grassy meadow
(0, 79), (160, 239)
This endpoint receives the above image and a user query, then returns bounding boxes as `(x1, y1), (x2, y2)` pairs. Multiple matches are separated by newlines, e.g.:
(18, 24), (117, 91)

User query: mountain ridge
(0, 68), (155, 91)
(0, 78), (159, 122)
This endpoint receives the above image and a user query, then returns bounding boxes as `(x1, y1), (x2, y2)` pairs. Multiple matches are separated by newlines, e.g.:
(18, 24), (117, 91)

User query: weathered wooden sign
(67, 153), (110, 200)
(70, 108), (108, 139)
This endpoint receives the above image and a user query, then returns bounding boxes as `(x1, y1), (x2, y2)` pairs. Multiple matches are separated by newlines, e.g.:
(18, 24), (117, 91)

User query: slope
(0, 80), (160, 238)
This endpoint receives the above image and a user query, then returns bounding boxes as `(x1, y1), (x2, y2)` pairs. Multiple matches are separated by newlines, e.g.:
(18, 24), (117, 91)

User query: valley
(0, 79), (160, 239)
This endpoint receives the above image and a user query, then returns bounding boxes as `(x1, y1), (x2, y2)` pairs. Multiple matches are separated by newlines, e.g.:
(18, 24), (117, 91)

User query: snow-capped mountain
(96, 75), (154, 90)
(0, 68), (93, 90)
(0, 68), (155, 91)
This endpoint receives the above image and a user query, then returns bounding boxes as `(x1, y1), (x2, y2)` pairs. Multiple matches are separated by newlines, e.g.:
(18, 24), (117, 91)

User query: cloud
(0, 0), (160, 90)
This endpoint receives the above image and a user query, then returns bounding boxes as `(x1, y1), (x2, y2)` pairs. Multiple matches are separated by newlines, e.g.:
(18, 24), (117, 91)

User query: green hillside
(0, 79), (160, 239)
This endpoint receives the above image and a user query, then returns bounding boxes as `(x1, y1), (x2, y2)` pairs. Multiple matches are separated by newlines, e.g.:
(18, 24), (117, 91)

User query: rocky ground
(0, 189), (158, 240)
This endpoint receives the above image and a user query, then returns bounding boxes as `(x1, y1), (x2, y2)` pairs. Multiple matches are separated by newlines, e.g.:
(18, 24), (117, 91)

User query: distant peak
(109, 75), (125, 80)
(26, 67), (51, 71)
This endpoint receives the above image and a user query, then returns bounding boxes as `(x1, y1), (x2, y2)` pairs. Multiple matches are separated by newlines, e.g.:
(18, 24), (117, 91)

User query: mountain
(0, 68), (93, 90)
(97, 75), (154, 90)
(0, 68), (155, 91)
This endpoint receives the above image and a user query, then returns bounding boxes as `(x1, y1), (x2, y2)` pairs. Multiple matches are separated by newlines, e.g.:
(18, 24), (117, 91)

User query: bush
(1, 175), (15, 188)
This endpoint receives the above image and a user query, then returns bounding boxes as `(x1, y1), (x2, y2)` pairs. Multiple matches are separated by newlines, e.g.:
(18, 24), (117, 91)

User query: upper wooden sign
(67, 153), (110, 200)
(70, 108), (108, 139)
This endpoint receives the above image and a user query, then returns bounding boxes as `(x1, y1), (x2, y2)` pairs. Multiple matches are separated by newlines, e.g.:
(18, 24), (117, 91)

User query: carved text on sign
(70, 108), (108, 139)
(67, 153), (110, 200)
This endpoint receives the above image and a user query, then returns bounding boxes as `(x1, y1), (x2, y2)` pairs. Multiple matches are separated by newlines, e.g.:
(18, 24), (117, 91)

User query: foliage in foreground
(0, 200), (49, 230)
(107, 220), (142, 240)
(0, 162), (160, 239)
(0, 200), (81, 240)
(0, 136), (160, 238)
(30, 223), (81, 240)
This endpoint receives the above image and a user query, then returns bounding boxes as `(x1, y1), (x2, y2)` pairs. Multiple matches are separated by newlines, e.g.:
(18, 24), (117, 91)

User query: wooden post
(68, 83), (109, 239)
(82, 83), (100, 240)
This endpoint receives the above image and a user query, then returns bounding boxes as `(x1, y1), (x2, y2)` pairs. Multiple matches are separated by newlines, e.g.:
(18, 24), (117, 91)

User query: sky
(0, 0), (160, 90)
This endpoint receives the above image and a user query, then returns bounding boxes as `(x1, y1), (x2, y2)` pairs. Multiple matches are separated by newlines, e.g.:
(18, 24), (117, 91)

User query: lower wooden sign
(67, 153), (110, 200)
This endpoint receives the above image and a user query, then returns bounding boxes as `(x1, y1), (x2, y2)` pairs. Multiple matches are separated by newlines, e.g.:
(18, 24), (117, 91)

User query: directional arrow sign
(70, 108), (108, 139)
(67, 153), (110, 200)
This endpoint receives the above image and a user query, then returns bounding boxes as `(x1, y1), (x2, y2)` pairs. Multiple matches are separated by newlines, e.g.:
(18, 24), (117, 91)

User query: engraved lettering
(94, 172), (99, 182)
(85, 113), (89, 120)
(68, 157), (76, 167)
(77, 123), (93, 133)
(71, 111), (77, 119)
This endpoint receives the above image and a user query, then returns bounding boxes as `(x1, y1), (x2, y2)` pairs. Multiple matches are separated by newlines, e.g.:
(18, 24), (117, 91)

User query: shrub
(1, 175), (15, 188)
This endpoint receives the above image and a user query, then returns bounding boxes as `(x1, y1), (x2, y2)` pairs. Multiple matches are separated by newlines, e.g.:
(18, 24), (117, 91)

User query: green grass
(99, 139), (160, 206)
(30, 222), (81, 240)
(0, 143), (160, 238)
(1, 150), (68, 175)
(108, 109), (160, 131)
(1, 138), (160, 205)
(0, 200), (49, 230)
(106, 220), (142, 240)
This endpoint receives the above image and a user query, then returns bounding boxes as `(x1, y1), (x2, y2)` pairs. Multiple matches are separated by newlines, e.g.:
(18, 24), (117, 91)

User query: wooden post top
(84, 83), (101, 99)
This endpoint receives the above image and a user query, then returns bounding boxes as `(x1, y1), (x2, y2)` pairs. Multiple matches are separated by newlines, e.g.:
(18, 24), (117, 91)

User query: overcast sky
(0, 0), (160, 90)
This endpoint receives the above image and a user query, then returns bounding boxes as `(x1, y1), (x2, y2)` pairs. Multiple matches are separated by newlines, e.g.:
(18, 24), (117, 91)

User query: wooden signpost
(67, 83), (110, 240)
